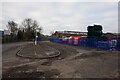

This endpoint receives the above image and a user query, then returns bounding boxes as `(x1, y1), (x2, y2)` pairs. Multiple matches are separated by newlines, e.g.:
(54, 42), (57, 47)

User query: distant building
(53, 30), (120, 38)
(3, 30), (11, 35)
(53, 31), (87, 38)
(0, 30), (11, 36)
(103, 33), (120, 38)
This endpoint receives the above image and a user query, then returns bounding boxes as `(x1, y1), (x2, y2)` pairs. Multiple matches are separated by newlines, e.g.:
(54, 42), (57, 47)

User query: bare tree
(22, 18), (33, 32)
(5, 21), (18, 42)
(6, 21), (18, 34)
(32, 20), (39, 31)
(21, 18), (42, 40)
(21, 18), (42, 31)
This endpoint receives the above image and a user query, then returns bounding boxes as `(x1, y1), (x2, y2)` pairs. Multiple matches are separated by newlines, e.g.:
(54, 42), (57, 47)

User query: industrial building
(53, 31), (87, 38)
(53, 30), (120, 39)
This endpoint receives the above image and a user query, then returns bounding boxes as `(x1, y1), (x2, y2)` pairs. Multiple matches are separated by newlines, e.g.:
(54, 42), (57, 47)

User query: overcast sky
(1, 2), (118, 35)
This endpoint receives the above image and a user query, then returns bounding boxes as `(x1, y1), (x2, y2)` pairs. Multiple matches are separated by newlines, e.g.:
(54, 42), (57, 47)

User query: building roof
(55, 31), (87, 35)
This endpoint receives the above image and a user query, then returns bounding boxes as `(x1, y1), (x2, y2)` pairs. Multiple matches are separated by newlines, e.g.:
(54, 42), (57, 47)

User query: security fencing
(50, 37), (120, 51)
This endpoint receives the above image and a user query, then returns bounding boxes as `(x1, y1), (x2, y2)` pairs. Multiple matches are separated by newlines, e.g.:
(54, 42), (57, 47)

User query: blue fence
(116, 38), (120, 50)
(50, 38), (62, 43)
(50, 37), (120, 51)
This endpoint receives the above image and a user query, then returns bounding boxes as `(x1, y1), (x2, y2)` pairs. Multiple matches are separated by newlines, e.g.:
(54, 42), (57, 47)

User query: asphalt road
(2, 41), (120, 79)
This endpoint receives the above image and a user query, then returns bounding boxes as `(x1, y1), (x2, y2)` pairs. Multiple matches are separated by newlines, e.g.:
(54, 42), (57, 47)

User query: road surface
(2, 41), (119, 79)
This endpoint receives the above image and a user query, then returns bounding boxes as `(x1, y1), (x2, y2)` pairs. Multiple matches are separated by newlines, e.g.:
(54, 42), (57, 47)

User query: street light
(35, 28), (39, 45)
(34, 28), (39, 56)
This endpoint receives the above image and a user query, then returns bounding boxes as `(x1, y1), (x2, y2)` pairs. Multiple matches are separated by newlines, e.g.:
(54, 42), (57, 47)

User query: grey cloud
(1, 2), (118, 35)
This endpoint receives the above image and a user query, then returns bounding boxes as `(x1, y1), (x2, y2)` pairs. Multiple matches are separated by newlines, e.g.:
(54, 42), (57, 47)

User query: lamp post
(35, 28), (39, 45)
(35, 29), (37, 45)
(34, 28), (38, 56)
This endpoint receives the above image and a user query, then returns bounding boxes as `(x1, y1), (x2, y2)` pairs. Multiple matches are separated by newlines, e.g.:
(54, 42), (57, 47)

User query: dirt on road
(2, 41), (120, 79)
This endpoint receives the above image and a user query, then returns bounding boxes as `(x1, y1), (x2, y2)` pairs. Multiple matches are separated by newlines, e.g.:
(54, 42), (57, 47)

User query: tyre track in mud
(4, 41), (112, 78)
(16, 42), (61, 59)
(3, 42), (62, 78)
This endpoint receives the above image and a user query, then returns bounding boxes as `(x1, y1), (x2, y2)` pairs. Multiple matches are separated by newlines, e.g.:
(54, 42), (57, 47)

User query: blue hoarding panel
(50, 37), (119, 51)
